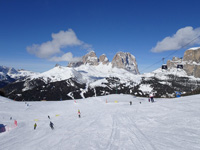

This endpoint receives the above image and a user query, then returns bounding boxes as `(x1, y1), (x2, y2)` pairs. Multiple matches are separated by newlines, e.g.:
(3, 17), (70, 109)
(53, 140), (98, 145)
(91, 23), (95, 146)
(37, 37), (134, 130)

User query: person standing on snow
(149, 93), (154, 103)
(78, 109), (81, 118)
(34, 123), (37, 130)
(48, 115), (50, 119)
(50, 121), (54, 130)
(130, 101), (132, 105)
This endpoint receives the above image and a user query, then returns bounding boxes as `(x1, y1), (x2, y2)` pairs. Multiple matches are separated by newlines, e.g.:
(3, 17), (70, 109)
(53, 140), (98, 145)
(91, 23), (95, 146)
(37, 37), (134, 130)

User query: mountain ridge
(1, 48), (200, 100)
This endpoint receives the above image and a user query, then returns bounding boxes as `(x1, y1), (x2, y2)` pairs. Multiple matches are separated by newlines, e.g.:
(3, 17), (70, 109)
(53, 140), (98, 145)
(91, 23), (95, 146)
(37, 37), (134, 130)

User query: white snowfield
(0, 94), (200, 150)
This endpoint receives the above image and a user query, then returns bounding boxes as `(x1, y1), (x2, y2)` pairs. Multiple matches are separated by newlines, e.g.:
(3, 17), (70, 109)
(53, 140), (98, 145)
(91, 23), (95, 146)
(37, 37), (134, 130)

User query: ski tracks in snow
(105, 106), (157, 150)
(106, 116), (120, 150)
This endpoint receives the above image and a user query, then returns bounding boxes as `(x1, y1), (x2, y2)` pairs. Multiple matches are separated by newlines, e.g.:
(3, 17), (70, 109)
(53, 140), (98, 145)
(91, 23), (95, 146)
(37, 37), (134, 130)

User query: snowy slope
(10, 70), (39, 80)
(30, 66), (84, 83)
(27, 64), (142, 85)
(1, 94), (200, 150)
(75, 63), (141, 84)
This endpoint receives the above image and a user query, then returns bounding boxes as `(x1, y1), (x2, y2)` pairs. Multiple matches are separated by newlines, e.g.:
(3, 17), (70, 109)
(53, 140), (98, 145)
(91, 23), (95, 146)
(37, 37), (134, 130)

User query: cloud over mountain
(27, 29), (91, 62)
(151, 26), (200, 53)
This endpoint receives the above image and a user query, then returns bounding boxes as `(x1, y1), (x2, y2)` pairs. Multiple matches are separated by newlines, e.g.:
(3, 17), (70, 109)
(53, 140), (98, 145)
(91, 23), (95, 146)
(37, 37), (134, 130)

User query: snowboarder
(50, 121), (54, 130)
(48, 115), (50, 119)
(34, 123), (37, 130)
(78, 109), (81, 118)
(130, 101), (132, 105)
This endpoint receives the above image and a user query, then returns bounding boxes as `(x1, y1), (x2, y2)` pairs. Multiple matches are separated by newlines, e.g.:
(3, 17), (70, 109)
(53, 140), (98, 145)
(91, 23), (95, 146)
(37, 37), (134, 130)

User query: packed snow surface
(1, 94), (200, 150)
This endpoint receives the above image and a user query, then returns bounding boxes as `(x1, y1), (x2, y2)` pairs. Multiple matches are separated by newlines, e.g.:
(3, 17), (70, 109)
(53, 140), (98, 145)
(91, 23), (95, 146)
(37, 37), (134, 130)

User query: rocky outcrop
(67, 51), (139, 74)
(111, 52), (139, 74)
(167, 47), (200, 78)
(82, 51), (99, 65)
(167, 57), (182, 69)
(99, 54), (109, 64)
(183, 48), (200, 63)
(67, 51), (99, 67)
(67, 61), (83, 67)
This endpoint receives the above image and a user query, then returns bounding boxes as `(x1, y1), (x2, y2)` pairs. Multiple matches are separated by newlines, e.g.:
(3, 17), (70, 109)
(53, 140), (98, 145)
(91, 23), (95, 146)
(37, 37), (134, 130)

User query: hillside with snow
(2, 63), (200, 101)
(1, 94), (200, 150)
(1, 48), (200, 101)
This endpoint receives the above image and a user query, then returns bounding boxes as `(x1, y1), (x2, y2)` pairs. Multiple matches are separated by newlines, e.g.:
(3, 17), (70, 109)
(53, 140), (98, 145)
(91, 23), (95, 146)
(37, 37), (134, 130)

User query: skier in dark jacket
(50, 121), (54, 130)
(48, 115), (50, 119)
(149, 93), (154, 103)
(130, 101), (132, 105)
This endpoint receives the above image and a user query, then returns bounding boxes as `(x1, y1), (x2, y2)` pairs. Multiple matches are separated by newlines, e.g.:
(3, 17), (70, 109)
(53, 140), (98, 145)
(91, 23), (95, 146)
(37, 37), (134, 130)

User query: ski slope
(0, 94), (200, 150)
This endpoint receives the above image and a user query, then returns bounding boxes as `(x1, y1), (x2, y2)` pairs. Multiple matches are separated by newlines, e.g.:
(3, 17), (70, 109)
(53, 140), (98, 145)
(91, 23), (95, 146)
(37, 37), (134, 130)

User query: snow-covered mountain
(2, 62), (200, 101)
(68, 51), (139, 74)
(0, 66), (38, 80)
(1, 49), (200, 101)
(0, 66), (39, 88)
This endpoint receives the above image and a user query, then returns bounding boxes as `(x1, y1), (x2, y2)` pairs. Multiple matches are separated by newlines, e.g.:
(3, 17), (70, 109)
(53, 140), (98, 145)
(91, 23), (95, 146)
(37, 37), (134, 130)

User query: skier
(10, 117), (12, 120)
(34, 123), (37, 130)
(78, 109), (81, 118)
(50, 121), (54, 130)
(130, 101), (132, 105)
(48, 115), (50, 119)
(149, 93), (154, 103)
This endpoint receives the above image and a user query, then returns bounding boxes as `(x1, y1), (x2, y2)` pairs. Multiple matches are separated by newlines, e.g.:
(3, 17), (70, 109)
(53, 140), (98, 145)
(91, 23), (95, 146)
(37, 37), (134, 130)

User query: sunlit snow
(1, 94), (200, 150)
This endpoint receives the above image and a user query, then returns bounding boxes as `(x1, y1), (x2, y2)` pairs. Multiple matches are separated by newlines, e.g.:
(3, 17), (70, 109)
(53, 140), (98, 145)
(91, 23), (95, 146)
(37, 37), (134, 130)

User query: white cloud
(27, 28), (92, 61)
(50, 52), (82, 62)
(151, 26), (200, 52)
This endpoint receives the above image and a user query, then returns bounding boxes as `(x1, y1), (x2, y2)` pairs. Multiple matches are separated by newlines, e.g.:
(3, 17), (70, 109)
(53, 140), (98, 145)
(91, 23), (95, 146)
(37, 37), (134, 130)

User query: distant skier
(34, 123), (37, 130)
(149, 93), (154, 103)
(78, 109), (81, 118)
(10, 117), (12, 120)
(50, 121), (54, 130)
(48, 115), (50, 119)
(130, 101), (132, 105)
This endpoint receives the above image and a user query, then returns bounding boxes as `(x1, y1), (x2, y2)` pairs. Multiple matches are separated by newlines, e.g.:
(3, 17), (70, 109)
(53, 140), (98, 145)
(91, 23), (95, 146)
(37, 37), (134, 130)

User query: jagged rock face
(67, 51), (99, 67)
(99, 54), (109, 64)
(167, 57), (182, 69)
(82, 51), (99, 65)
(167, 48), (200, 78)
(183, 48), (200, 63)
(67, 61), (83, 67)
(111, 52), (139, 74)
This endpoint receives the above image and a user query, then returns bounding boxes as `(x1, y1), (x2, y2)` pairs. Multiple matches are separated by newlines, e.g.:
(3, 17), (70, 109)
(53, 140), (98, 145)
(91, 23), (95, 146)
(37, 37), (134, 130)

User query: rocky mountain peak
(183, 47), (200, 63)
(111, 52), (139, 74)
(99, 54), (109, 64)
(0, 66), (18, 75)
(167, 47), (200, 78)
(82, 51), (99, 65)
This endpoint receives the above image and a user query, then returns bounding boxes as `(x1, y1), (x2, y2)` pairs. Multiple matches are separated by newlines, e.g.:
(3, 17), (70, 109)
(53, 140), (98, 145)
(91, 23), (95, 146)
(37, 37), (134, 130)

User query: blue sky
(1, 0), (200, 73)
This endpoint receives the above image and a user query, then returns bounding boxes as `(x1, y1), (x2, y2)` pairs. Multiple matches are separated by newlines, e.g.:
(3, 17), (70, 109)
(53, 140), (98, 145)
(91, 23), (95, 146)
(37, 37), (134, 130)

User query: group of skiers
(34, 110), (81, 130)
(34, 115), (54, 130)
(129, 93), (154, 105)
